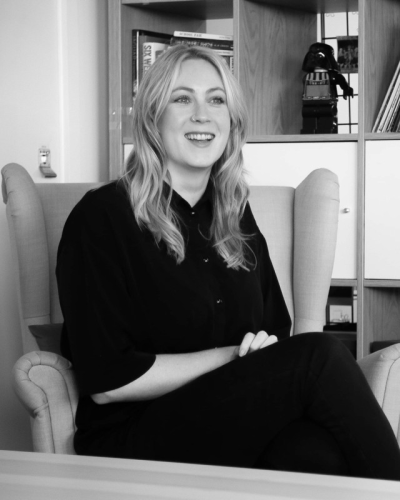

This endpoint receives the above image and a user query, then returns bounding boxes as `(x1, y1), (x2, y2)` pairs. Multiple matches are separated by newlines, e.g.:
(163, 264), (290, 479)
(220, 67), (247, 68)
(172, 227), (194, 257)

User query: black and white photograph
(337, 36), (358, 73)
(1, 3), (400, 500)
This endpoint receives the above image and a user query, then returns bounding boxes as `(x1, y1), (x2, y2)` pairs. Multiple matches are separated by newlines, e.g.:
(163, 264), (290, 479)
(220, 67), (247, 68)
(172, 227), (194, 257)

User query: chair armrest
(13, 351), (78, 454)
(358, 344), (400, 443)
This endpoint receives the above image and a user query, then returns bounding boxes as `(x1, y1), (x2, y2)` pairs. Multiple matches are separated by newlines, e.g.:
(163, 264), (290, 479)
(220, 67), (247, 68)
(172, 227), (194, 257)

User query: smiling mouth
(185, 133), (215, 141)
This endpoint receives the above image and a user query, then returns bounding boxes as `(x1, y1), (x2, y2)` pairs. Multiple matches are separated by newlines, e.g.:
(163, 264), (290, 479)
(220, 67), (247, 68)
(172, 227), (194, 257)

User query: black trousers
(80, 333), (400, 480)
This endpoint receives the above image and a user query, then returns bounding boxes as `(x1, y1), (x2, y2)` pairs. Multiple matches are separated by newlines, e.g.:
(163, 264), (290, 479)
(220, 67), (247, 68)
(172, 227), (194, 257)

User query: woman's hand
(238, 330), (277, 357)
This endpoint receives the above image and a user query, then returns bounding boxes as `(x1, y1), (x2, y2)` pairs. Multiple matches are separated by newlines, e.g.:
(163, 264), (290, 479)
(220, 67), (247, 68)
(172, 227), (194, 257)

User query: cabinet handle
(343, 208), (351, 213)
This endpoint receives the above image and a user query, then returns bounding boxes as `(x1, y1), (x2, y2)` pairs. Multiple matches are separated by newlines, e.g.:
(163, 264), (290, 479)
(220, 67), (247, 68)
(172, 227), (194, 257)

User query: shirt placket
(191, 206), (226, 347)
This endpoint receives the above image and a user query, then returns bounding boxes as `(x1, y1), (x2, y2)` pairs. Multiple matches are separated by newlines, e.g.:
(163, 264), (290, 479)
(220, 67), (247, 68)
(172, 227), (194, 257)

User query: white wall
(59, 0), (109, 182)
(0, 0), (108, 451)
(1, 0), (63, 182)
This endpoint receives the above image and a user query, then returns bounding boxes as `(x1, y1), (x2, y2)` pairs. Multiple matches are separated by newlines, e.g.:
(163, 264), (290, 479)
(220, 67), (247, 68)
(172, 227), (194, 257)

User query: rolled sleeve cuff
(77, 351), (157, 396)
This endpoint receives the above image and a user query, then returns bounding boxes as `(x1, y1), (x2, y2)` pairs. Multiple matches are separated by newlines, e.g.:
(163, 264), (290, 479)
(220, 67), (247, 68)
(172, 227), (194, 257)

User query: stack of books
(132, 30), (171, 103)
(132, 30), (234, 103)
(372, 60), (400, 133)
(170, 31), (233, 71)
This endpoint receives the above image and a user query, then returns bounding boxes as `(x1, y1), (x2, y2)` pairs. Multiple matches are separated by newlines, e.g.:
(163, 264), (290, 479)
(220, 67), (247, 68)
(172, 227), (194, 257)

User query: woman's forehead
(175, 58), (224, 86)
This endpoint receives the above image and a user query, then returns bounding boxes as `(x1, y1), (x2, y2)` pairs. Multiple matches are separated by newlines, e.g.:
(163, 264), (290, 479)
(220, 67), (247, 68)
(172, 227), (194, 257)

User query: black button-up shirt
(56, 180), (291, 430)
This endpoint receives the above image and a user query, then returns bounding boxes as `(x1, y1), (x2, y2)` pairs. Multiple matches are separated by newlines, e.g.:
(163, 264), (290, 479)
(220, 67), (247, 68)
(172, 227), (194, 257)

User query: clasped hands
(237, 330), (277, 357)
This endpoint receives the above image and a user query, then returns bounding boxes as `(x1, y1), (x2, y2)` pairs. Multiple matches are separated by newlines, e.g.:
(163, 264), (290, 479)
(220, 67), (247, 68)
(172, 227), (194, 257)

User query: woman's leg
(255, 418), (349, 476)
(84, 333), (400, 480)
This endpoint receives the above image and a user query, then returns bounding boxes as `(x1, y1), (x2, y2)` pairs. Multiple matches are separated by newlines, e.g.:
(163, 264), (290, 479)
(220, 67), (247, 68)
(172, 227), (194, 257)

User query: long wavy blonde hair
(121, 44), (253, 270)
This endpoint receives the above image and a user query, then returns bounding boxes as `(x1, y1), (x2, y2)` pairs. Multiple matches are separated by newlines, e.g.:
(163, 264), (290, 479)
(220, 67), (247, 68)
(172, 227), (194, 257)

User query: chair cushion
(28, 323), (63, 355)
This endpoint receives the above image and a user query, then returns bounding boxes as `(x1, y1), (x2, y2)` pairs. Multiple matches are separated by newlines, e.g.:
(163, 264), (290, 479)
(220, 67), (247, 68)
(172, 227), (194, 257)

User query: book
(391, 105), (400, 132)
(213, 49), (234, 72)
(391, 96), (400, 132)
(379, 67), (400, 132)
(372, 59), (400, 132)
(170, 37), (233, 51)
(173, 31), (233, 41)
(170, 32), (234, 73)
(143, 42), (169, 76)
(384, 81), (400, 132)
(132, 30), (171, 103)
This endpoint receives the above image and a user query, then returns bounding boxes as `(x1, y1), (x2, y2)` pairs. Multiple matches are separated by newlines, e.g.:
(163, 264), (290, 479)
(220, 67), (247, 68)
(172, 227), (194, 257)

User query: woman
(56, 45), (400, 479)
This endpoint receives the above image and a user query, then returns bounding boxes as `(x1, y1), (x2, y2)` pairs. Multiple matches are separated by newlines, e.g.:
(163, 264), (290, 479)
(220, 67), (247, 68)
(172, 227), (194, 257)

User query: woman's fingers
(239, 331), (276, 357)
(259, 335), (278, 349)
(247, 330), (269, 353)
(238, 332), (256, 357)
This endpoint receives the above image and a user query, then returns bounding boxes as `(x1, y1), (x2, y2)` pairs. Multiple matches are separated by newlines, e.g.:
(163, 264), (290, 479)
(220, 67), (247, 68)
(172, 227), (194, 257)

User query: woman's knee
(258, 418), (350, 476)
(290, 332), (350, 360)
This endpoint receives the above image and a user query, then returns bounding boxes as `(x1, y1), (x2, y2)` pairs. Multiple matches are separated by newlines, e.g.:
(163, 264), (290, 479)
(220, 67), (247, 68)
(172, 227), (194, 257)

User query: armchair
(2, 162), (399, 454)
(2, 163), (100, 454)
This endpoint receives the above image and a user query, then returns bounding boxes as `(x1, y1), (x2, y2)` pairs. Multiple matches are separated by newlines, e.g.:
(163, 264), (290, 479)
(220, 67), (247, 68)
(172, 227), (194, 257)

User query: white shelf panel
(243, 142), (357, 280)
(365, 140), (400, 279)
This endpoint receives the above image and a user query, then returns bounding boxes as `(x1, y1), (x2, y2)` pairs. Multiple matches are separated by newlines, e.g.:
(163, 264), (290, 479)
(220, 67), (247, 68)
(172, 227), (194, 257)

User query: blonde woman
(57, 45), (400, 479)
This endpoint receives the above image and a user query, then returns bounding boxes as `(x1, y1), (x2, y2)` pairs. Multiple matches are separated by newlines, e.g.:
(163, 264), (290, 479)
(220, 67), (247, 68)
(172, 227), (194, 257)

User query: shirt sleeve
(56, 186), (156, 396)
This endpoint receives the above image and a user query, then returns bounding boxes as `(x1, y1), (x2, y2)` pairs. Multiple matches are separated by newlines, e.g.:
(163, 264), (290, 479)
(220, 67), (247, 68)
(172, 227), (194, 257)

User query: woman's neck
(168, 168), (211, 207)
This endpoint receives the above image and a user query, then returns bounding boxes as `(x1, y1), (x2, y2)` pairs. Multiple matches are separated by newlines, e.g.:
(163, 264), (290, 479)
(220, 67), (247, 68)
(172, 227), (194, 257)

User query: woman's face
(158, 58), (231, 178)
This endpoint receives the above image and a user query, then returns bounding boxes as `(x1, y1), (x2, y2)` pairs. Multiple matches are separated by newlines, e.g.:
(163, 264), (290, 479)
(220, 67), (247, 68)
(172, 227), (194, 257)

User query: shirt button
(216, 298), (223, 305)
(203, 257), (209, 263)
(191, 211), (196, 216)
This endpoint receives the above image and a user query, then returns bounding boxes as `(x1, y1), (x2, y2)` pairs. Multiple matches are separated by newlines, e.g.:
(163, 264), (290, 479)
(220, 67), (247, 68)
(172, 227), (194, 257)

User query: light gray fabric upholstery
(12, 351), (78, 454)
(249, 187), (295, 332)
(1, 162), (357, 455)
(2, 164), (51, 353)
(2, 163), (101, 352)
(249, 168), (339, 334)
(293, 169), (339, 334)
(36, 184), (102, 323)
(358, 344), (400, 445)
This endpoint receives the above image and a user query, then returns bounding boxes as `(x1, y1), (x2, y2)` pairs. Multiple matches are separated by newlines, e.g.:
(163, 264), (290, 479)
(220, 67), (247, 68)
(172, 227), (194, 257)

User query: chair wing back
(249, 168), (339, 335)
(1, 163), (101, 352)
(293, 168), (339, 333)
(36, 183), (102, 323)
(249, 186), (295, 330)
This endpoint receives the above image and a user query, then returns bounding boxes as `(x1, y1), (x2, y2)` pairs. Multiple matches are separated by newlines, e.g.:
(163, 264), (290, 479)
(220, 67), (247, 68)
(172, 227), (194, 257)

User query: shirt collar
(164, 179), (214, 213)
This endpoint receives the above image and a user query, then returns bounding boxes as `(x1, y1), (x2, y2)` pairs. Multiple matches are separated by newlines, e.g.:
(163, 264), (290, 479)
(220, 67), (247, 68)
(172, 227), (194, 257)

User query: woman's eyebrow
(171, 86), (226, 94)
(207, 86), (226, 94)
(171, 86), (194, 94)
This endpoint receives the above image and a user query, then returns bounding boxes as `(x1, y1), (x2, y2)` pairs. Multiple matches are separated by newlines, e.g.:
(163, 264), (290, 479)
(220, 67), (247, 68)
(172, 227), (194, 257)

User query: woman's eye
(174, 95), (191, 104)
(210, 96), (226, 105)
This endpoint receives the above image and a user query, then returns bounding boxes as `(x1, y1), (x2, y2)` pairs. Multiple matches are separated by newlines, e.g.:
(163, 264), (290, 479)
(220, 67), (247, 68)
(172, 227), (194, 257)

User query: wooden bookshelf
(108, 0), (400, 358)
(109, 0), (362, 166)
(361, 0), (400, 133)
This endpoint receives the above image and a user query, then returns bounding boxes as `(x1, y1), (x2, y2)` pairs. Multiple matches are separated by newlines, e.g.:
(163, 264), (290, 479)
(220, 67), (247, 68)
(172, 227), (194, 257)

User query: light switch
(39, 147), (56, 178)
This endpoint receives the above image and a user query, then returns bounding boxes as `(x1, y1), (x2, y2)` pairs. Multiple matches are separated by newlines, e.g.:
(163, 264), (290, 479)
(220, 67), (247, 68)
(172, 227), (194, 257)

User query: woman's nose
(191, 101), (211, 123)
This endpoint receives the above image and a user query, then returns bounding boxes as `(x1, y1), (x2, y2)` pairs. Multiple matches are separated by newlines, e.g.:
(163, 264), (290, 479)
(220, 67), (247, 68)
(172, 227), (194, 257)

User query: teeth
(185, 133), (215, 141)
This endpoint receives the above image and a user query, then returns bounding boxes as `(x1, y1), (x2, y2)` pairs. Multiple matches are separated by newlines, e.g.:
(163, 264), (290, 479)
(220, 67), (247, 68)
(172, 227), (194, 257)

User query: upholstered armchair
(3, 162), (400, 454)
(2, 163), (100, 454)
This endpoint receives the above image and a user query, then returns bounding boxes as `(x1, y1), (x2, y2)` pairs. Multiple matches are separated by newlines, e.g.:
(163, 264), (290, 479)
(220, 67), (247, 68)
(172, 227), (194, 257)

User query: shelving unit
(108, 0), (400, 359)
(108, 0), (361, 166)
